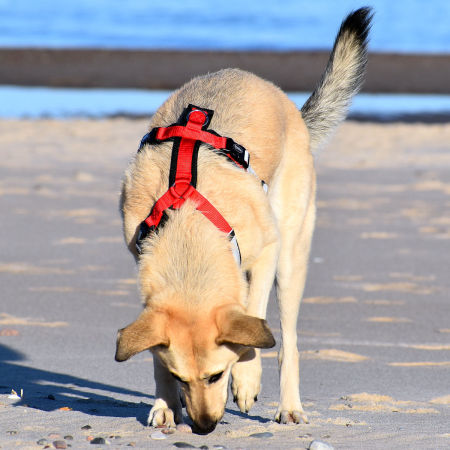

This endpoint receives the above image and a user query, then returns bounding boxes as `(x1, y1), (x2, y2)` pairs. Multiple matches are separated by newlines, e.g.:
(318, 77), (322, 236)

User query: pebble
(64, 435), (73, 441)
(249, 432), (273, 438)
(6, 430), (18, 435)
(150, 430), (167, 440)
(127, 442), (136, 447)
(90, 437), (108, 445)
(81, 425), (92, 430)
(173, 443), (196, 449)
(176, 423), (192, 433)
(37, 438), (48, 445)
(47, 394), (56, 400)
(308, 440), (335, 450)
(53, 441), (67, 449)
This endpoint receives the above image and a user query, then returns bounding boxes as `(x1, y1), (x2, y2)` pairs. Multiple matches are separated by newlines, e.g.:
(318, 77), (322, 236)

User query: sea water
(0, 0), (449, 118)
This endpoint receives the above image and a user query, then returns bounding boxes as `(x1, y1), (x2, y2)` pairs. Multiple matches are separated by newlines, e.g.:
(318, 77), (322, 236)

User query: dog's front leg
(232, 240), (279, 413)
(148, 357), (183, 427)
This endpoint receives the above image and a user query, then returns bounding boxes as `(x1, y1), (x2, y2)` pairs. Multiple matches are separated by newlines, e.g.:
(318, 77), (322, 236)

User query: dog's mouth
(190, 417), (218, 435)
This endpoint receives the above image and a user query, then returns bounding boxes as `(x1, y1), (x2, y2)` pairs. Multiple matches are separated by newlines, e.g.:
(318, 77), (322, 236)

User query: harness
(135, 104), (265, 265)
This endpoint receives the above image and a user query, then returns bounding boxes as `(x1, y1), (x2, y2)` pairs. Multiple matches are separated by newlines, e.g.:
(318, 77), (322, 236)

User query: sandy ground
(0, 118), (450, 449)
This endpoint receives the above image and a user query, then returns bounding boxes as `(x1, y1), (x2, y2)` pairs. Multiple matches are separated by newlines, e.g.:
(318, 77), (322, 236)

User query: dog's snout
(193, 416), (218, 434)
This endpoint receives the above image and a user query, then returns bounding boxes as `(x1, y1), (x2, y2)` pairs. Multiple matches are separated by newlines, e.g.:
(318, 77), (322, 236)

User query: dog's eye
(171, 372), (187, 384)
(208, 372), (224, 384)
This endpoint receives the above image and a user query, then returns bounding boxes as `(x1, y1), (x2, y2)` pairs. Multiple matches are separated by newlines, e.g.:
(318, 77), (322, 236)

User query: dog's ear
(215, 307), (275, 349)
(115, 309), (168, 362)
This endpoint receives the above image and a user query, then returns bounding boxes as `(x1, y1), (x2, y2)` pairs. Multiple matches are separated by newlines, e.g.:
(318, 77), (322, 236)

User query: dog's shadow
(0, 343), (152, 425)
(1, 343), (270, 427)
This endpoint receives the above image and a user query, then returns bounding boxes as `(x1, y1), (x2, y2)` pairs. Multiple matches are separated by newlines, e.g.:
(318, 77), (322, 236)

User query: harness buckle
(228, 141), (250, 169)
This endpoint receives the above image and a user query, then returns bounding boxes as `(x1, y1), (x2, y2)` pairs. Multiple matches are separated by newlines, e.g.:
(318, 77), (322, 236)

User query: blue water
(0, 0), (449, 118)
(2, 86), (450, 119)
(0, 0), (449, 53)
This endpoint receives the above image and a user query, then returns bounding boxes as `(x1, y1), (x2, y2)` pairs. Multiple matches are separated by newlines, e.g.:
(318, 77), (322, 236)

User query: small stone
(173, 443), (196, 448)
(151, 430), (167, 440)
(127, 443), (136, 447)
(309, 440), (335, 450)
(81, 425), (92, 430)
(47, 394), (56, 400)
(86, 436), (94, 442)
(90, 437), (107, 445)
(161, 428), (176, 435)
(53, 441), (67, 449)
(64, 435), (73, 440)
(249, 432), (273, 438)
(176, 423), (192, 433)
(37, 438), (48, 445)
(6, 430), (18, 435)
(199, 446), (209, 449)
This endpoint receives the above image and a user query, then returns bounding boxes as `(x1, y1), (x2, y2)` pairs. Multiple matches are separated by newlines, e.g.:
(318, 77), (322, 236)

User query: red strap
(187, 189), (232, 234)
(144, 108), (234, 237)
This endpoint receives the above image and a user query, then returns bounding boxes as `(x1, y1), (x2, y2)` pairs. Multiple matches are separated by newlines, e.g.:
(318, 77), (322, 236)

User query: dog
(115, 7), (372, 433)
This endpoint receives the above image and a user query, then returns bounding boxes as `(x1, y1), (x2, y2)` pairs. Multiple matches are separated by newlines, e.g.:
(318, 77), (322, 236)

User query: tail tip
(340, 7), (374, 46)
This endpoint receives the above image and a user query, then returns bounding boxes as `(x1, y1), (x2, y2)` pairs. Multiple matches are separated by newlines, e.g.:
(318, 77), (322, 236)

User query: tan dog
(116, 8), (372, 433)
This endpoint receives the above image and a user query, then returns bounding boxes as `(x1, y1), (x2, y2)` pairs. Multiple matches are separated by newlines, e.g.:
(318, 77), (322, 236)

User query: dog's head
(115, 303), (275, 433)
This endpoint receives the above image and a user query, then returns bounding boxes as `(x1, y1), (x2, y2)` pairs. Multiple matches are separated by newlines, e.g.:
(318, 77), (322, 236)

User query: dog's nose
(193, 417), (218, 434)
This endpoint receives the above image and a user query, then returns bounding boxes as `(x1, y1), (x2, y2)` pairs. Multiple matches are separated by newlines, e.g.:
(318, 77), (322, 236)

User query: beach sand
(1, 119), (450, 448)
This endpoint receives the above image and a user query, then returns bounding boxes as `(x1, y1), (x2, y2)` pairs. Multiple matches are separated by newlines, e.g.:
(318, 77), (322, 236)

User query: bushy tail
(301, 7), (373, 153)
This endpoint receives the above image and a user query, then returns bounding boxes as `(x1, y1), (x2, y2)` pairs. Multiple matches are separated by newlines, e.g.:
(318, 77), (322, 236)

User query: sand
(1, 119), (450, 449)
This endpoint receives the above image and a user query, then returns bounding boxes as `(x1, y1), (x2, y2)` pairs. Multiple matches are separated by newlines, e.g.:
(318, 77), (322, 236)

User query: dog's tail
(301, 7), (373, 153)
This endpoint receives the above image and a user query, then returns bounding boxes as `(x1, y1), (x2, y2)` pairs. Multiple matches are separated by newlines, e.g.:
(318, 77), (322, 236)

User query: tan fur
(116, 9), (371, 433)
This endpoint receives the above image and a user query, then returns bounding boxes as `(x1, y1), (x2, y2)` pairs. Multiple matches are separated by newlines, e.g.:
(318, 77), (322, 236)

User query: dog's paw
(148, 406), (177, 428)
(275, 408), (309, 424)
(231, 353), (262, 413)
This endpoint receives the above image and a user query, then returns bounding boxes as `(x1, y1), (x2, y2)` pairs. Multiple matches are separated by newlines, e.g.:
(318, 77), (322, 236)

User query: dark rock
(173, 443), (196, 448)
(37, 438), (48, 445)
(90, 437), (107, 445)
(81, 425), (92, 430)
(53, 441), (67, 449)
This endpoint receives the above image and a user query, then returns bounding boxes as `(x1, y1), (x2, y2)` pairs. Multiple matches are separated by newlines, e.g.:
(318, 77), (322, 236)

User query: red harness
(136, 105), (256, 264)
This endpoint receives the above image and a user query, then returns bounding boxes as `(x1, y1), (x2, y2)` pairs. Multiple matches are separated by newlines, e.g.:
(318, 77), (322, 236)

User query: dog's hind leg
(270, 123), (316, 423)
(148, 357), (183, 427)
(275, 196), (315, 424)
